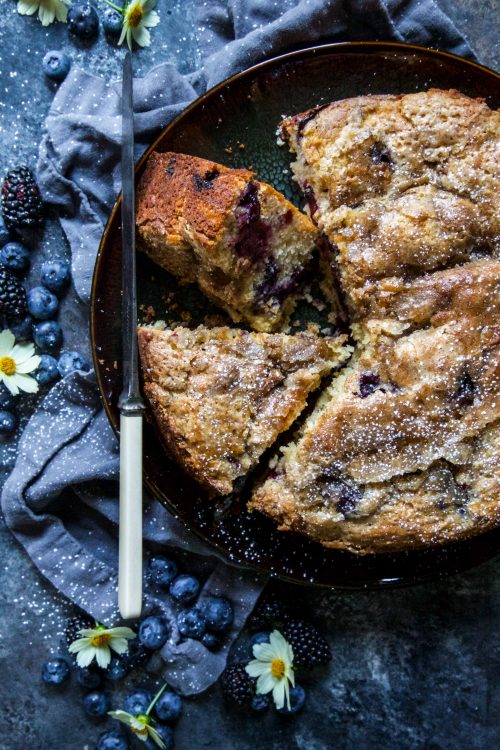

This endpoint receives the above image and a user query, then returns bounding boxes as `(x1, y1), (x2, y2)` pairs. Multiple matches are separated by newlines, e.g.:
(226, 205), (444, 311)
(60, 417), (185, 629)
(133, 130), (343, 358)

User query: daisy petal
(0, 330), (15, 356)
(132, 25), (150, 47)
(0, 375), (18, 396)
(109, 710), (135, 728)
(16, 356), (41, 374)
(38, 2), (55, 25)
(143, 9), (160, 28)
(147, 725), (166, 749)
(109, 627), (136, 638)
(12, 373), (39, 393)
(68, 638), (91, 653)
(252, 642), (276, 661)
(272, 680), (286, 710)
(95, 645), (111, 669)
(109, 638), (129, 655)
(245, 661), (267, 678)
(11, 342), (36, 364)
(256, 672), (276, 695)
(76, 647), (96, 668)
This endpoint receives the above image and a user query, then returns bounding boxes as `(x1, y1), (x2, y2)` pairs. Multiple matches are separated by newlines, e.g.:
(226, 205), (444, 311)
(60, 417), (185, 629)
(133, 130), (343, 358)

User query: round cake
(250, 89), (500, 553)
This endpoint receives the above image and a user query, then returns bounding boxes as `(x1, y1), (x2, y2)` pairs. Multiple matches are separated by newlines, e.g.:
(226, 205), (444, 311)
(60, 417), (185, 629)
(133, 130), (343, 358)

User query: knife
(118, 51), (144, 620)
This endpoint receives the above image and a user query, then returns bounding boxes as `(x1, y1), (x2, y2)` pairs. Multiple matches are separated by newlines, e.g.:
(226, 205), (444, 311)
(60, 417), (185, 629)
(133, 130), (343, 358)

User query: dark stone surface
(0, 2), (498, 749)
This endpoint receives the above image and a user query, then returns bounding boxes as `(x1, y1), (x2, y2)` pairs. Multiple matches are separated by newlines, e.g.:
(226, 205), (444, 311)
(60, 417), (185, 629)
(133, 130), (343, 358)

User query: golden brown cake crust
(250, 90), (500, 553)
(138, 325), (349, 496)
(136, 152), (319, 332)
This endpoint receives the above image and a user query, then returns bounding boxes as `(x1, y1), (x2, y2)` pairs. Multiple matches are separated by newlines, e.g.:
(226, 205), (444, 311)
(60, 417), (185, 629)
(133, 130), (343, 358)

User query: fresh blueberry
(250, 693), (271, 713)
(76, 666), (102, 689)
(0, 410), (17, 436)
(250, 631), (270, 651)
(0, 383), (17, 410)
(97, 730), (129, 750)
(203, 596), (234, 634)
(35, 354), (60, 386)
(169, 574), (200, 605)
(27, 286), (59, 320)
(57, 350), (90, 377)
(147, 555), (178, 588)
(33, 320), (63, 352)
(107, 656), (130, 682)
(277, 684), (306, 714)
(0, 242), (30, 276)
(138, 615), (170, 650)
(145, 724), (174, 750)
(201, 632), (221, 651)
(121, 637), (149, 670)
(123, 688), (152, 716)
(41, 259), (71, 294)
(9, 315), (33, 341)
(68, 3), (99, 40)
(41, 657), (70, 685)
(0, 222), (10, 247)
(83, 690), (111, 717)
(102, 7), (123, 36)
(177, 608), (206, 639)
(42, 50), (71, 82)
(153, 689), (182, 724)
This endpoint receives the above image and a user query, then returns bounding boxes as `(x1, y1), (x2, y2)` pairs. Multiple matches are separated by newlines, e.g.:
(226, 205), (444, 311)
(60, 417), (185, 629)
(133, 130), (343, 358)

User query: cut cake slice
(138, 325), (350, 496)
(136, 152), (320, 332)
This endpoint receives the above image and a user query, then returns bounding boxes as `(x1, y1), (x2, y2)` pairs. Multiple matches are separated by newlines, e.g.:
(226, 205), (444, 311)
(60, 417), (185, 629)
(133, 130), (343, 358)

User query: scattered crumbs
(292, 319), (301, 327)
(98, 358), (105, 365)
(179, 310), (192, 323)
(217, 117), (222, 124)
(238, 142), (246, 150)
(224, 146), (233, 154)
(113, 360), (118, 370)
(306, 321), (320, 334)
(327, 311), (337, 324)
(142, 305), (156, 324)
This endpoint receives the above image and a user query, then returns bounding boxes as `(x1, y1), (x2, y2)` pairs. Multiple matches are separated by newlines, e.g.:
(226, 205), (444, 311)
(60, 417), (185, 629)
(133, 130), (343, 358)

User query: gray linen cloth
(1, 0), (474, 694)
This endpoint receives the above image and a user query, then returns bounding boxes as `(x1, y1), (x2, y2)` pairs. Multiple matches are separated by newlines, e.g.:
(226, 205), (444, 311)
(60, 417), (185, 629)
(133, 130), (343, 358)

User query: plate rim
(90, 40), (500, 589)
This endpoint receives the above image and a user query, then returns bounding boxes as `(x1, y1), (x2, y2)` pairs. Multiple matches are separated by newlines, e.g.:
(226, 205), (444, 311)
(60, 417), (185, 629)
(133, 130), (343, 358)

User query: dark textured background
(0, 1), (499, 748)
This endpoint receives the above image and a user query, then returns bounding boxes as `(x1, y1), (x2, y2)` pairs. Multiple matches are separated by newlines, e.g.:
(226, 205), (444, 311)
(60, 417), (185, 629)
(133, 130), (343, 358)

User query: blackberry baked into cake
(138, 325), (349, 496)
(136, 152), (319, 332)
(250, 89), (500, 552)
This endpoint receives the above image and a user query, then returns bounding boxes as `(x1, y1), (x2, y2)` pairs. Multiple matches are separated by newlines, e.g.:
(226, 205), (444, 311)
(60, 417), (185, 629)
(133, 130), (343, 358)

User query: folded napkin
(1, 0), (474, 695)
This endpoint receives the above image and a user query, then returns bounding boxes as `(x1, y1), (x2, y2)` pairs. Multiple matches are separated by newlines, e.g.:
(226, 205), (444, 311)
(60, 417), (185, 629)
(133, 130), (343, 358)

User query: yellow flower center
(127, 4), (144, 27)
(131, 714), (150, 735)
(131, 725), (148, 737)
(271, 658), (286, 679)
(90, 632), (111, 647)
(0, 356), (16, 376)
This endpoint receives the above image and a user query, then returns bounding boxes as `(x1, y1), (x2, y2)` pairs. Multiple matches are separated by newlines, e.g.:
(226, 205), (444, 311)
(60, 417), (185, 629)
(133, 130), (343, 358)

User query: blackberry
(247, 595), (292, 632)
(220, 663), (254, 705)
(0, 267), (27, 321)
(283, 619), (332, 667)
(1, 166), (44, 232)
(64, 610), (95, 649)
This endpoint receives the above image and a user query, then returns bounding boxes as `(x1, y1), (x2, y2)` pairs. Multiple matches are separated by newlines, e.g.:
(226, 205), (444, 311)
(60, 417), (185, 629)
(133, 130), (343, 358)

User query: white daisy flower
(0, 329), (40, 396)
(245, 629), (295, 710)
(68, 623), (135, 669)
(118, 0), (160, 50)
(109, 684), (168, 748)
(17, 0), (69, 27)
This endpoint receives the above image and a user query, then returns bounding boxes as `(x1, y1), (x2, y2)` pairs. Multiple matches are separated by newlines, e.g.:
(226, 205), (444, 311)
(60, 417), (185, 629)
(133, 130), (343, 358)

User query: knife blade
(118, 51), (144, 620)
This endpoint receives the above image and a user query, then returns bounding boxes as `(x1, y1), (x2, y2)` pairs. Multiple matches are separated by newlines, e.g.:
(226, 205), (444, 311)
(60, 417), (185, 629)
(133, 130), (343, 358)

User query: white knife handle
(119, 411), (143, 619)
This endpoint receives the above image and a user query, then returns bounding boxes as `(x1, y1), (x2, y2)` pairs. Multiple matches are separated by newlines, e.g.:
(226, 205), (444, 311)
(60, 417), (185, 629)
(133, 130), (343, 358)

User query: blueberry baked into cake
(136, 152), (319, 332)
(250, 89), (500, 552)
(137, 325), (349, 496)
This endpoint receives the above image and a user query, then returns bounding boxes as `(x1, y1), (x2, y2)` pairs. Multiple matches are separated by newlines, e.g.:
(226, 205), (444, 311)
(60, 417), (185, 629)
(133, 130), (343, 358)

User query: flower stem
(146, 684), (168, 716)
(100, 0), (125, 14)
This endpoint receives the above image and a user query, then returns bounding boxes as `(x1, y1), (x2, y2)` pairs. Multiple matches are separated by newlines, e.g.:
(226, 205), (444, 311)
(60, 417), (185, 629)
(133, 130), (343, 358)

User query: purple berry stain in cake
(454, 369), (475, 408)
(318, 467), (363, 517)
(234, 182), (271, 262)
(303, 182), (318, 218)
(358, 372), (381, 398)
(369, 142), (393, 166)
(255, 258), (314, 308)
(193, 168), (220, 191)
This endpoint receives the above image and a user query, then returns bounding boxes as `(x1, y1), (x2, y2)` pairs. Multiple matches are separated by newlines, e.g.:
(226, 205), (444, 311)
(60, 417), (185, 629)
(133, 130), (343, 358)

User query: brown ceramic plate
(91, 42), (500, 588)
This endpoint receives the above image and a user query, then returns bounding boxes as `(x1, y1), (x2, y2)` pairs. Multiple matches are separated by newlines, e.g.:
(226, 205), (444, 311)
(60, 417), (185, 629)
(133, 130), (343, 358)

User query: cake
(135, 152), (320, 332)
(137, 325), (350, 496)
(250, 90), (500, 553)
